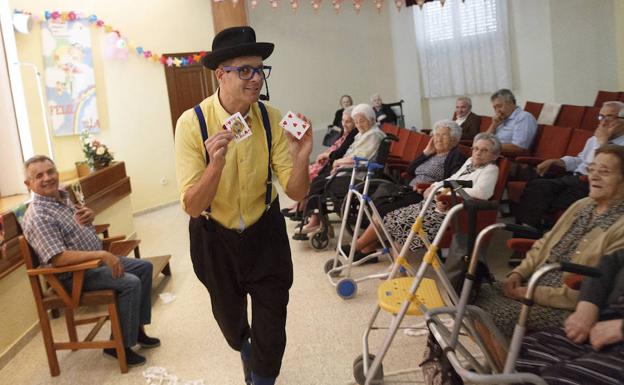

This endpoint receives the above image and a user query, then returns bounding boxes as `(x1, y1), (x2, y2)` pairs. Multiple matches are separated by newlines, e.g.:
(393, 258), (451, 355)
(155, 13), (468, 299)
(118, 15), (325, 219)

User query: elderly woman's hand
(423, 137), (436, 156)
(503, 272), (522, 298)
(564, 301), (599, 344)
(589, 319), (623, 351)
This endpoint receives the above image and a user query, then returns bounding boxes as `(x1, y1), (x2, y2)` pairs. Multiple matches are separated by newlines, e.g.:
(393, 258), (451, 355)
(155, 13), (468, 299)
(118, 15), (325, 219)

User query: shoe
(251, 372), (276, 385)
(137, 329), (161, 348)
(241, 340), (252, 385)
(299, 223), (321, 234)
(342, 245), (379, 264)
(103, 347), (146, 367)
(280, 208), (296, 218)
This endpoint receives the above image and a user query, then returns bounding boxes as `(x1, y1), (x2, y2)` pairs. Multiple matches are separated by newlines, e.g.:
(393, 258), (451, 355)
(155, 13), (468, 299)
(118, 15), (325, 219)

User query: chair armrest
(563, 274), (583, 290)
(27, 259), (102, 276)
(94, 224), (110, 237)
(501, 148), (530, 159)
(506, 238), (535, 254)
(109, 239), (141, 258)
(102, 235), (126, 251)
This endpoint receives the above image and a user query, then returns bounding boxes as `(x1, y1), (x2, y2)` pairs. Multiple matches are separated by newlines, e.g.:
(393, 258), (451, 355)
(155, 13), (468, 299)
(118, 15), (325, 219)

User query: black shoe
(281, 208), (295, 217)
(342, 245), (379, 264)
(240, 340), (252, 385)
(103, 347), (146, 367)
(137, 330), (161, 348)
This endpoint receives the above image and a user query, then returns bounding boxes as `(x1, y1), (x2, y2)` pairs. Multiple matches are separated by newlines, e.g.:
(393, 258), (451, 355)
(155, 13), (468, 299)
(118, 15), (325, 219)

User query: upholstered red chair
(579, 106), (601, 132)
(554, 104), (586, 130)
(524, 101), (544, 120)
(387, 126), (412, 162)
(594, 90), (621, 107)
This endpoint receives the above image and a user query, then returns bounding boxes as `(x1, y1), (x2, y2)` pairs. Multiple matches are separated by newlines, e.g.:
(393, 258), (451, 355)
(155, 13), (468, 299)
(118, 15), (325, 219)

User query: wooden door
(164, 53), (216, 134)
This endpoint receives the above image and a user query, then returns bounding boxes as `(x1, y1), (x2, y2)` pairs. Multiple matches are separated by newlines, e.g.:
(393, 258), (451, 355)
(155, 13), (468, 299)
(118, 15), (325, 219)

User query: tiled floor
(0, 197), (514, 385)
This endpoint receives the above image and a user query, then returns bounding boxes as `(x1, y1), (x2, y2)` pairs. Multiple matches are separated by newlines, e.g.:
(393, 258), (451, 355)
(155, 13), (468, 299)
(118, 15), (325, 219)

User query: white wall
(248, 2), (399, 154)
(393, 0), (619, 129)
(10, 0), (214, 212)
(549, 0), (617, 105)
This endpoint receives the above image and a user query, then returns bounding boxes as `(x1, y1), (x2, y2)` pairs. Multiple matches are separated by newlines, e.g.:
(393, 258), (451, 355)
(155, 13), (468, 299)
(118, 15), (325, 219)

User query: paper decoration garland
(15, 10), (206, 68)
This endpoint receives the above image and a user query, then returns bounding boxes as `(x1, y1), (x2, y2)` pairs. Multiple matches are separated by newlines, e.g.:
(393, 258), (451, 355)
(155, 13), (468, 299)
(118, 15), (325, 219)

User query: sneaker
(103, 347), (146, 367)
(137, 330), (161, 348)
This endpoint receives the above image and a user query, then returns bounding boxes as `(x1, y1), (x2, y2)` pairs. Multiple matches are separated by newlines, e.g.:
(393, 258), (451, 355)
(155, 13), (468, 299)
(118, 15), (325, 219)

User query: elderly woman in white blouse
(301, 103), (387, 234)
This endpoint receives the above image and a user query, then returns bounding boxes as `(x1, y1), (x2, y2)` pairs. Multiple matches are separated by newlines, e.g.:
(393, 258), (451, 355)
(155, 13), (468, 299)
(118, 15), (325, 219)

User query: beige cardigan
(512, 197), (624, 310)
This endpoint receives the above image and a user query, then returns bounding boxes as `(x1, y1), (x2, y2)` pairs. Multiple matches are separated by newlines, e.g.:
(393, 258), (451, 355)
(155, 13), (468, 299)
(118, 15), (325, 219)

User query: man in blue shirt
(515, 101), (624, 231)
(486, 88), (538, 156)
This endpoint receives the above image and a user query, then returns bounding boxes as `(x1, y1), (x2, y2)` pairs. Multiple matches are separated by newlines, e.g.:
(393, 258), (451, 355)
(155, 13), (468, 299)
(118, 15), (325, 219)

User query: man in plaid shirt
(21, 155), (160, 368)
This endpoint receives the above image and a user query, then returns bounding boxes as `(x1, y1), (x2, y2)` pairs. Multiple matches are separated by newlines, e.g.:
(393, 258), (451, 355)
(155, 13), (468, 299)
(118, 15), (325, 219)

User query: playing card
(279, 111), (310, 140)
(224, 112), (252, 143)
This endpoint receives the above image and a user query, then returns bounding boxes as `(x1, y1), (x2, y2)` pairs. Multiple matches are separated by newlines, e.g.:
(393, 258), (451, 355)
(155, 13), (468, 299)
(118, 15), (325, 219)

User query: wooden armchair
(19, 236), (128, 376)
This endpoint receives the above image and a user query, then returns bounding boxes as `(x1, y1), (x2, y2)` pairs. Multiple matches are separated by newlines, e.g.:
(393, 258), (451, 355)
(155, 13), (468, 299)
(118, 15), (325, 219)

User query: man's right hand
(102, 251), (124, 278)
(204, 131), (235, 170)
(536, 158), (564, 176)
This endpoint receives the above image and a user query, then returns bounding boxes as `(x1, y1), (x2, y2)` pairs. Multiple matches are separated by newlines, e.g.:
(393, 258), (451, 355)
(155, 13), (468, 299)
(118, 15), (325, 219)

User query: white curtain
(413, 0), (511, 98)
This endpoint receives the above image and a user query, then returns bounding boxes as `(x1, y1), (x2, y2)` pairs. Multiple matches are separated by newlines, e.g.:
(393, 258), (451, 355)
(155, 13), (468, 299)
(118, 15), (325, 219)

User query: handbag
(322, 126), (342, 147)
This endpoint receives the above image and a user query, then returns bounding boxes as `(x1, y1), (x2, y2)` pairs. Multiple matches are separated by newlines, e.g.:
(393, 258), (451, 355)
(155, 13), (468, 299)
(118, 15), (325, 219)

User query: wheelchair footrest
(292, 232), (309, 241)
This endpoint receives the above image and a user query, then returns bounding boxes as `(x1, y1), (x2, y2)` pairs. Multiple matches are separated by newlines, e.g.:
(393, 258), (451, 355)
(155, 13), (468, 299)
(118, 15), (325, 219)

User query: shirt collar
(507, 106), (522, 121)
(32, 190), (70, 205)
(212, 88), (254, 127)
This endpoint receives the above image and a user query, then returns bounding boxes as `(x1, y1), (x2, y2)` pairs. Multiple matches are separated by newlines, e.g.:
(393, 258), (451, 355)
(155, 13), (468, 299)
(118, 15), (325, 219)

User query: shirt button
(576, 251), (581, 254)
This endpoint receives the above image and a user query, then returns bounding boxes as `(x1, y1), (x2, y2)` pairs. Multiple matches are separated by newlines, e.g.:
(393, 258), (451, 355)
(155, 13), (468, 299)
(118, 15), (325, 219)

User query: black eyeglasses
(220, 65), (272, 80)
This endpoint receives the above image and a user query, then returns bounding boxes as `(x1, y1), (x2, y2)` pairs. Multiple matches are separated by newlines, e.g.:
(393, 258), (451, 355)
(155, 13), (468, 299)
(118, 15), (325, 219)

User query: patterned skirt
(473, 282), (571, 339)
(383, 200), (445, 252)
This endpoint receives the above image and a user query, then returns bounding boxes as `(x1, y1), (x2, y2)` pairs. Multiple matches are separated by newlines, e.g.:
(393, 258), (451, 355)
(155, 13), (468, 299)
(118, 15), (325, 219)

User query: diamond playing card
(279, 111), (310, 140)
(224, 112), (252, 143)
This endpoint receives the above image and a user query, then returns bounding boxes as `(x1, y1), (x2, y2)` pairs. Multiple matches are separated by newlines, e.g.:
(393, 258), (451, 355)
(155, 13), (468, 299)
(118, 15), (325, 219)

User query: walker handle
(353, 156), (369, 165)
(560, 262), (602, 278)
(367, 162), (384, 171)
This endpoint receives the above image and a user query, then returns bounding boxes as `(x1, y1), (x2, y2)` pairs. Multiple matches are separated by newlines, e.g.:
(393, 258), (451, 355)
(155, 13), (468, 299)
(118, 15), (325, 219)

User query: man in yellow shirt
(174, 27), (312, 385)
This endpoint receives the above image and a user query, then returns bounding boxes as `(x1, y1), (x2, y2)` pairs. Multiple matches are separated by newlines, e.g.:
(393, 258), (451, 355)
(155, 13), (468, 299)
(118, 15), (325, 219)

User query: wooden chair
(19, 235), (128, 376)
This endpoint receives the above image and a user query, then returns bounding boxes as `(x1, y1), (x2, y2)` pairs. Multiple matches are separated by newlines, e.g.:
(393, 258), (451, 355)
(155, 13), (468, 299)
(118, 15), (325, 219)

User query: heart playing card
(224, 112), (252, 143)
(279, 111), (310, 140)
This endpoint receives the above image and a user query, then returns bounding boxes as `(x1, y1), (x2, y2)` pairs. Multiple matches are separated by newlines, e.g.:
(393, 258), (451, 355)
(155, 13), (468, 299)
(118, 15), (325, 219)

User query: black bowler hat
(202, 26), (274, 70)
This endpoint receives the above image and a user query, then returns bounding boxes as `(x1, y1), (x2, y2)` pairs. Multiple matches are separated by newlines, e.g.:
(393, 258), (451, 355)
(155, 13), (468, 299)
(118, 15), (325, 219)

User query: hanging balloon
(232, 0), (239, 6)
(416, 0), (425, 9)
(394, 0), (403, 11)
(290, 0), (299, 11)
(353, 0), (363, 13)
(251, 0), (259, 8)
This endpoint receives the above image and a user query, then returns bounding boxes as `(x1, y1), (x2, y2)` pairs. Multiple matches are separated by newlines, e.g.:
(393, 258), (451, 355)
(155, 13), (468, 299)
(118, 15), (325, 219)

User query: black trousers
(189, 200), (293, 378)
(515, 174), (589, 230)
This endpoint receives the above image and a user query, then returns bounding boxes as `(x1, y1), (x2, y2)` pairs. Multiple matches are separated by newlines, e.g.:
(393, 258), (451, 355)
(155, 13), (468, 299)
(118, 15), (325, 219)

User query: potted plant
(80, 131), (114, 170)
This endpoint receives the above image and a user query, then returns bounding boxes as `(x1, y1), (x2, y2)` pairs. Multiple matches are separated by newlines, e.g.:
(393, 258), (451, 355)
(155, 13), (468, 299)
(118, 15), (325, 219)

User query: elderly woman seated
(515, 249), (624, 385)
(345, 119), (466, 259)
(474, 144), (624, 338)
(282, 107), (358, 218)
(299, 103), (386, 234)
(347, 133), (501, 259)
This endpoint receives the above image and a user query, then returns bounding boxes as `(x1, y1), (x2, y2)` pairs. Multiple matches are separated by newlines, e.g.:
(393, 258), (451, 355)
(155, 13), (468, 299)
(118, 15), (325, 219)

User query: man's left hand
(74, 206), (95, 226)
(287, 113), (313, 160)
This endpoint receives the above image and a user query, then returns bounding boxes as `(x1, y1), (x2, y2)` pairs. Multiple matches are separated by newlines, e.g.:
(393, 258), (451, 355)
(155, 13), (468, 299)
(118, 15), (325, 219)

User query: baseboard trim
(0, 322), (39, 371)
(133, 200), (179, 217)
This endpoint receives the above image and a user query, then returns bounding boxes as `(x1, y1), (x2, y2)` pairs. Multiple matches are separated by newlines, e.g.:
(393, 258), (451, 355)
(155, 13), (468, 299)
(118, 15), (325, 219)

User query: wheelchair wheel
(310, 231), (330, 250)
(323, 258), (342, 277)
(353, 354), (383, 385)
(336, 278), (357, 299)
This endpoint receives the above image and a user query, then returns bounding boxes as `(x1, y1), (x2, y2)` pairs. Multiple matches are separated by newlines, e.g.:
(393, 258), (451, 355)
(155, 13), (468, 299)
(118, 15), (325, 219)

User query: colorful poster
(41, 19), (100, 136)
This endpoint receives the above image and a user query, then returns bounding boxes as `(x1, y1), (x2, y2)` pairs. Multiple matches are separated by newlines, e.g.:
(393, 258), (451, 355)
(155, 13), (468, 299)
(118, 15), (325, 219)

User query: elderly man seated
(21, 155), (160, 368)
(486, 88), (538, 156)
(515, 101), (624, 232)
(370, 93), (398, 126)
(454, 96), (481, 141)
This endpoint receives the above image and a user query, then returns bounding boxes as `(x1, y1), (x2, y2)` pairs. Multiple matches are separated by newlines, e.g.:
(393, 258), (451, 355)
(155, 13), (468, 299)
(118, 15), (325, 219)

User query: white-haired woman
(300, 103), (386, 233)
(346, 119), (467, 259)
(348, 133), (500, 258)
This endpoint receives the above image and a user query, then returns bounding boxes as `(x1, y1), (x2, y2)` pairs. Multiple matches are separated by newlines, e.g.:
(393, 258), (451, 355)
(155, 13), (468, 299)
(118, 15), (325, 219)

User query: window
(413, 0), (511, 98)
